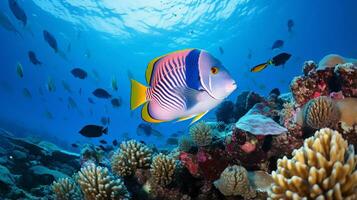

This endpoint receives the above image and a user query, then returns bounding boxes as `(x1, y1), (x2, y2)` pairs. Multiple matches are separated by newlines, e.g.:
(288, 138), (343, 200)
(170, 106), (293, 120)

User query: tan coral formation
(190, 121), (213, 146)
(150, 153), (177, 186)
(111, 140), (152, 177)
(269, 128), (357, 200)
(52, 177), (83, 200)
(214, 165), (256, 199)
(76, 163), (130, 200)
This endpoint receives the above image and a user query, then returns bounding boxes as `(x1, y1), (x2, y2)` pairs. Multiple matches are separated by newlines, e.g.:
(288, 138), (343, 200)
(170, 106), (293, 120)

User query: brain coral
(76, 163), (130, 200)
(52, 178), (82, 200)
(111, 140), (152, 177)
(304, 96), (341, 129)
(190, 121), (213, 146)
(150, 153), (177, 186)
(269, 128), (357, 200)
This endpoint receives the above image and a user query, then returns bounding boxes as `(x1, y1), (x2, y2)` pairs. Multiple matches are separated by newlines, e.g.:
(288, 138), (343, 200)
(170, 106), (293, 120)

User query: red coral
(179, 152), (199, 176)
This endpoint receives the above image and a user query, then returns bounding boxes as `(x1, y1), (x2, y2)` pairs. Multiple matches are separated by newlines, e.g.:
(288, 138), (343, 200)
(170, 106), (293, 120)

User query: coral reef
(76, 163), (130, 200)
(269, 128), (357, 200)
(52, 178), (82, 200)
(111, 140), (152, 177)
(178, 136), (195, 152)
(190, 121), (213, 147)
(150, 153), (176, 187)
(334, 63), (357, 97)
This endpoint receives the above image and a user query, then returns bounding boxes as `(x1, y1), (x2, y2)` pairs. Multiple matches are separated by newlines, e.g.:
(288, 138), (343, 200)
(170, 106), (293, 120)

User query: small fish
(130, 49), (236, 123)
(79, 125), (108, 138)
(111, 98), (121, 108)
(219, 46), (224, 54)
(67, 97), (77, 109)
(16, 62), (23, 78)
(93, 88), (111, 99)
(46, 77), (56, 92)
(111, 76), (118, 91)
(8, 0), (27, 26)
(43, 30), (58, 53)
(61, 80), (72, 93)
(0, 12), (21, 36)
(28, 51), (42, 65)
(71, 143), (79, 148)
(100, 116), (110, 126)
(166, 137), (178, 145)
(250, 52), (292, 72)
(88, 97), (95, 104)
(287, 19), (294, 33)
(22, 88), (32, 98)
(99, 140), (107, 144)
(136, 123), (163, 138)
(71, 68), (87, 79)
(271, 40), (284, 50)
(112, 139), (118, 146)
(44, 110), (54, 119)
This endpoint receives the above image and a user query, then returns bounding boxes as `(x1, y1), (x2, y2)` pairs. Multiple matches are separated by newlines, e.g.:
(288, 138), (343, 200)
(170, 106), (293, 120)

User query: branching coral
(76, 163), (130, 200)
(178, 136), (195, 152)
(214, 165), (256, 199)
(190, 121), (213, 147)
(269, 128), (357, 200)
(111, 140), (152, 177)
(52, 178), (82, 200)
(150, 153), (176, 187)
(303, 96), (341, 129)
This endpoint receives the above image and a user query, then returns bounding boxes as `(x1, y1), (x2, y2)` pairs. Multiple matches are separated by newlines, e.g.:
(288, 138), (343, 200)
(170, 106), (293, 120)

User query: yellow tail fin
(130, 79), (148, 110)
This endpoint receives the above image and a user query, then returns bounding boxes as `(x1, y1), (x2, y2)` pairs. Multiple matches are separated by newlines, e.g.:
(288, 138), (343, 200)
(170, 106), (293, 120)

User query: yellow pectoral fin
(141, 103), (164, 123)
(130, 79), (148, 110)
(190, 111), (208, 124)
(176, 115), (195, 122)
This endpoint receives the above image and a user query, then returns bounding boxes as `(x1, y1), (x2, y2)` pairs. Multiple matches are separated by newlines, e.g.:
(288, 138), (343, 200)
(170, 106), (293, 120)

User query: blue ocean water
(0, 0), (356, 150)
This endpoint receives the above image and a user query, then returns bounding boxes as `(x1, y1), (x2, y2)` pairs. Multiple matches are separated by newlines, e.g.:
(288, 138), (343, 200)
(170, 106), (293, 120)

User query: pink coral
(179, 152), (199, 176)
(240, 142), (256, 153)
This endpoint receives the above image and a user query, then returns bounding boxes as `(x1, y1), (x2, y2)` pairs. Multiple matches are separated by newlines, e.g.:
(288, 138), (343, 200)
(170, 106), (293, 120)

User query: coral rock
(76, 163), (130, 200)
(334, 63), (357, 97)
(150, 153), (176, 187)
(190, 122), (213, 147)
(52, 178), (82, 200)
(269, 128), (357, 200)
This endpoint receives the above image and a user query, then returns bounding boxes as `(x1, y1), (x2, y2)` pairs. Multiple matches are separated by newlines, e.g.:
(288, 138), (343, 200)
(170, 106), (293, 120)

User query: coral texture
(334, 63), (357, 97)
(52, 178), (82, 200)
(269, 128), (357, 200)
(178, 136), (195, 152)
(214, 165), (256, 199)
(150, 153), (176, 186)
(111, 140), (152, 177)
(76, 163), (130, 200)
(190, 121), (213, 147)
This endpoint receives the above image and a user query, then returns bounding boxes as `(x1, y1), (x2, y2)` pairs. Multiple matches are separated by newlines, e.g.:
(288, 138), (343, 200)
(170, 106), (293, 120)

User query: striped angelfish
(130, 48), (237, 124)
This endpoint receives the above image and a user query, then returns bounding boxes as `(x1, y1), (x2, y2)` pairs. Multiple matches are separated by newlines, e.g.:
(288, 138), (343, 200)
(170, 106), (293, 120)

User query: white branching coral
(76, 163), (130, 200)
(111, 140), (152, 177)
(269, 128), (357, 200)
(150, 153), (177, 187)
(52, 178), (82, 200)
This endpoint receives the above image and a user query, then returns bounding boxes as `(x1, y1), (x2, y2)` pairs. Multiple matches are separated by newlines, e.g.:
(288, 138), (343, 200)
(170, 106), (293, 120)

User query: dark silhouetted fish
(71, 143), (79, 148)
(111, 76), (118, 91)
(100, 116), (110, 126)
(271, 40), (284, 50)
(43, 30), (58, 53)
(219, 46), (224, 54)
(112, 139), (118, 146)
(111, 98), (121, 108)
(93, 88), (111, 99)
(166, 137), (178, 145)
(0, 12), (21, 37)
(61, 80), (72, 93)
(8, 0), (27, 26)
(71, 68), (87, 79)
(136, 123), (163, 138)
(16, 62), (23, 78)
(79, 125), (108, 138)
(22, 88), (32, 98)
(99, 140), (107, 144)
(287, 19), (294, 33)
(250, 52), (292, 72)
(28, 51), (42, 65)
(67, 97), (77, 109)
(46, 77), (56, 92)
(88, 97), (95, 104)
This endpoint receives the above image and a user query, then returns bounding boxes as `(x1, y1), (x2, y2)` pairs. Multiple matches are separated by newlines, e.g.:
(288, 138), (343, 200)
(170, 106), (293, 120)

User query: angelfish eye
(210, 67), (219, 75)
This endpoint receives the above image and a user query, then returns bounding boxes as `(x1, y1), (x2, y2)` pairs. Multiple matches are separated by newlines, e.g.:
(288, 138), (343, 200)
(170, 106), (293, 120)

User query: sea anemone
(150, 153), (177, 187)
(190, 121), (213, 147)
(76, 163), (130, 200)
(269, 128), (357, 200)
(52, 178), (82, 200)
(111, 140), (152, 177)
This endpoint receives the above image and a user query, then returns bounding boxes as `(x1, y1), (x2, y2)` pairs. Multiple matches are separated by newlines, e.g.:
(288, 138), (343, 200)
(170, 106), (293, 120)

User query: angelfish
(130, 48), (236, 123)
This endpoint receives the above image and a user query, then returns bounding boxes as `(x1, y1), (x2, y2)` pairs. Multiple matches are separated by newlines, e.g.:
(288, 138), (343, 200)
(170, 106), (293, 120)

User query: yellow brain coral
(304, 96), (341, 129)
(52, 178), (82, 200)
(190, 121), (213, 146)
(150, 153), (177, 186)
(269, 128), (357, 200)
(111, 140), (152, 177)
(76, 163), (130, 200)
